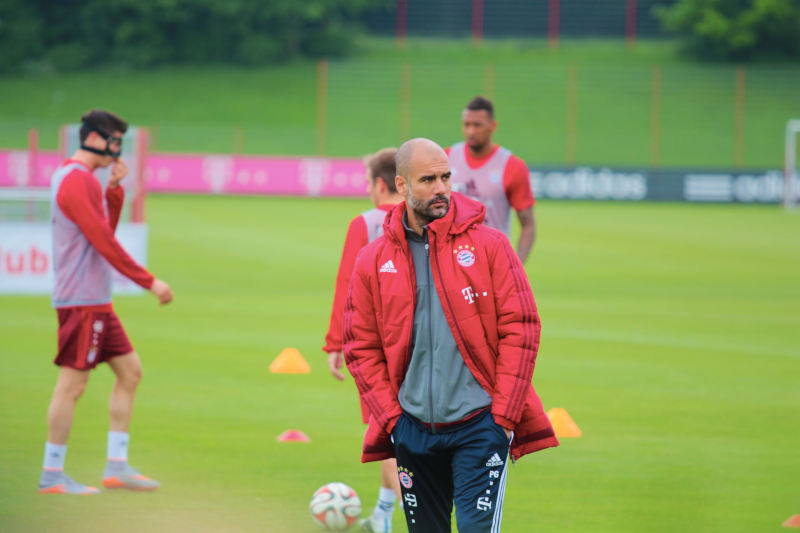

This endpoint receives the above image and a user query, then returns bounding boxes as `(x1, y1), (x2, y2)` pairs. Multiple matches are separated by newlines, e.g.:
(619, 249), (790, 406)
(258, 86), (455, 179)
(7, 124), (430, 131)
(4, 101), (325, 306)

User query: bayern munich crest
(398, 471), (413, 489)
(455, 247), (476, 267)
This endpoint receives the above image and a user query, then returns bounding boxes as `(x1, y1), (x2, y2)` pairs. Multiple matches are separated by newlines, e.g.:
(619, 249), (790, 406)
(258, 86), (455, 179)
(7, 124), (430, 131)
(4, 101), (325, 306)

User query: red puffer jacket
(344, 192), (558, 463)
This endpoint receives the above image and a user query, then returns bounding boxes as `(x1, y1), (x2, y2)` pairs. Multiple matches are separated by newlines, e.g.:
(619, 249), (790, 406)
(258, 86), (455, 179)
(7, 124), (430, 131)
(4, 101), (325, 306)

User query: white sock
(43, 442), (66, 470)
(107, 431), (129, 462)
(375, 487), (396, 515)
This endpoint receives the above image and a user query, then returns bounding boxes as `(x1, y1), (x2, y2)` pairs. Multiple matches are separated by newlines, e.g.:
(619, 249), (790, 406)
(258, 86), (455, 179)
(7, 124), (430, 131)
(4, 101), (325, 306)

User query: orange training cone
(783, 515), (800, 528)
(269, 348), (311, 374)
(277, 430), (311, 443)
(547, 408), (582, 438)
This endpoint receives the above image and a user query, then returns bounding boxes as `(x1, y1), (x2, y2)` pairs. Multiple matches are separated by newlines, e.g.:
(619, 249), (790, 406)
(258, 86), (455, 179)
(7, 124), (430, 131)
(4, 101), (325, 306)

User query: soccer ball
(309, 482), (362, 530)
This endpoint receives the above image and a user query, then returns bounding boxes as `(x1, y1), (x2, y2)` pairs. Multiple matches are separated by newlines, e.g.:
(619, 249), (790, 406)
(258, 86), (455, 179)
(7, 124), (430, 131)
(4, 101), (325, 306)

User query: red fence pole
(132, 127), (149, 223)
(625, 0), (637, 47)
(26, 128), (38, 220)
(472, 0), (484, 45)
(397, 0), (408, 48)
(28, 128), (38, 187)
(548, 0), (560, 50)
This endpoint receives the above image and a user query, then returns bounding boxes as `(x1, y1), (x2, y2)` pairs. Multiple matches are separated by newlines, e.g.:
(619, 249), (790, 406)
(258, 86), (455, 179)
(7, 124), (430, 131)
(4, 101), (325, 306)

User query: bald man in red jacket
(344, 138), (557, 532)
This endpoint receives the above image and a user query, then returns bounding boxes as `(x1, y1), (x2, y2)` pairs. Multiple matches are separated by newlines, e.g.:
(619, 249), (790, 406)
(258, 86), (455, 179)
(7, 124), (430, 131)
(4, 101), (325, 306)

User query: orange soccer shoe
(39, 471), (100, 495)
(102, 465), (160, 491)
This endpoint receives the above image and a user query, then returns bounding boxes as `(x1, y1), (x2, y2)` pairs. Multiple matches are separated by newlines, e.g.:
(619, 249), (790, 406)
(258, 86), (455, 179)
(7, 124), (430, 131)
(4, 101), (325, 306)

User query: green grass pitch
(1, 194), (798, 532)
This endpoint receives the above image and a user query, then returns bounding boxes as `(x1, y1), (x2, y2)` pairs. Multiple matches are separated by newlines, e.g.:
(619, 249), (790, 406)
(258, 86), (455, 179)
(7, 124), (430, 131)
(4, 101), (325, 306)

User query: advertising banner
(144, 153), (368, 196)
(0, 223), (148, 295)
(530, 166), (797, 204)
(2, 149), (797, 203)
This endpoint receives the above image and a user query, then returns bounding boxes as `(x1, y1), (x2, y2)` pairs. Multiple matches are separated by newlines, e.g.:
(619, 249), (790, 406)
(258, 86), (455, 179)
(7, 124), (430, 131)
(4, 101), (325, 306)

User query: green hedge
(0, 0), (388, 73)
(654, 0), (800, 60)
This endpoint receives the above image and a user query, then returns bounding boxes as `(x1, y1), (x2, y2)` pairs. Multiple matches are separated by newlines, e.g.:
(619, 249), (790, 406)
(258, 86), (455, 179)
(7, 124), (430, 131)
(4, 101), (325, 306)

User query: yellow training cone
(269, 348), (311, 374)
(547, 408), (582, 438)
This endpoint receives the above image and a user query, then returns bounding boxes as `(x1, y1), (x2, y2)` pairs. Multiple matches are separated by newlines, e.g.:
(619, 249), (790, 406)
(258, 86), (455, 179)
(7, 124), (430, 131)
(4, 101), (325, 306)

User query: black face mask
(80, 123), (123, 158)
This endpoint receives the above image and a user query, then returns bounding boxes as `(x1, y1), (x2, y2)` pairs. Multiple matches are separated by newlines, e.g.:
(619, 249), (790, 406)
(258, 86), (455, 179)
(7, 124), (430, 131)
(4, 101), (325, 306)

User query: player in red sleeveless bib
(40, 110), (173, 495)
(323, 148), (404, 532)
(447, 96), (536, 263)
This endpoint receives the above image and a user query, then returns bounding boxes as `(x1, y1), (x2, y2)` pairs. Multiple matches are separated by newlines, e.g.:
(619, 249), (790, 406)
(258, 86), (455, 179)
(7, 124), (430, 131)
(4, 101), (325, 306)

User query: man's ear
(395, 175), (408, 196)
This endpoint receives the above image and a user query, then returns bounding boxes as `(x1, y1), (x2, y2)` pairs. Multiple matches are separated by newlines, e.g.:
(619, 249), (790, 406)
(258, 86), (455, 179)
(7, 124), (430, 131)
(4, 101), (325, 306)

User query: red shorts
(55, 306), (134, 370)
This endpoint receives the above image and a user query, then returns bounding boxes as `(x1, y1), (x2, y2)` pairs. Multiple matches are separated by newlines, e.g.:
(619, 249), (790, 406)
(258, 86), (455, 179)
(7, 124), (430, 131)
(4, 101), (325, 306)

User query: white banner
(0, 223), (148, 294)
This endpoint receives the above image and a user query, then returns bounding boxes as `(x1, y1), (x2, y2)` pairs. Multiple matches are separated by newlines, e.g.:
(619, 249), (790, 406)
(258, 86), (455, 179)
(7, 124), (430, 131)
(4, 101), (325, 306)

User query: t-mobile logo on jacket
(461, 286), (488, 304)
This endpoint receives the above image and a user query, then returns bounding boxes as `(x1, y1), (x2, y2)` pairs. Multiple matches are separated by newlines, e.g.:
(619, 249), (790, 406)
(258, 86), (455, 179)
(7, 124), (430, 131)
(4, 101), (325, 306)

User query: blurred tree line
(0, 0), (388, 73)
(2, 0), (798, 72)
(655, 0), (800, 60)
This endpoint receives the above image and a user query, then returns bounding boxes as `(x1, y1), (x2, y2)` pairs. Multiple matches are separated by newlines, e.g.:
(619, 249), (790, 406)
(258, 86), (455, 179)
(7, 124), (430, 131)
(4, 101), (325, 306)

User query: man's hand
(108, 159), (128, 188)
(503, 428), (512, 439)
(328, 351), (345, 381)
(150, 279), (173, 305)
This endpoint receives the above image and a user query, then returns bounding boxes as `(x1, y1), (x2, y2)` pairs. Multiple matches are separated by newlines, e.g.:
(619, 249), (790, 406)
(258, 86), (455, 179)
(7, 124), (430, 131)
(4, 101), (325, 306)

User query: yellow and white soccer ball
(309, 482), (362, 531)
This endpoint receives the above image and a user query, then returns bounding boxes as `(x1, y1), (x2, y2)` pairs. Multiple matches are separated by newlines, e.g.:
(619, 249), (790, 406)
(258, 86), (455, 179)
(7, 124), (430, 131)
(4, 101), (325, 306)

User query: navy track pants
(392, 409), (512, 533)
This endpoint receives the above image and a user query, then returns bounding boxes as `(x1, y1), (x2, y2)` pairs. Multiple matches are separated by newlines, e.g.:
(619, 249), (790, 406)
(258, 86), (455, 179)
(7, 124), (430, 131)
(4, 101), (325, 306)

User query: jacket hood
(383, 191), (486, 244)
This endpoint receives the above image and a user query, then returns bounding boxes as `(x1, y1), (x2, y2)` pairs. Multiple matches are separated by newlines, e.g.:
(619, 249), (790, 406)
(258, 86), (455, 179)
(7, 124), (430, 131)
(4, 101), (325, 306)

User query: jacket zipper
(424, 231), (436, 433)
(400, 244), (415, 377)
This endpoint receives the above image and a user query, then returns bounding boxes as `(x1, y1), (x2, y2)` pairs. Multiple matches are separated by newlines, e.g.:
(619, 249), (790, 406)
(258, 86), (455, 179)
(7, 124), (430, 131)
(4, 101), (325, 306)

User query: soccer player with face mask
(40, 109), (173, 495)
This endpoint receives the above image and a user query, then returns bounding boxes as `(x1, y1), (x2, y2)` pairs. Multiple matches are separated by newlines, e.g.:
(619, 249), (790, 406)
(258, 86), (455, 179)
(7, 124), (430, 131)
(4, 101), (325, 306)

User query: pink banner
(0, 150), (62, 188)
(0, 150), (369, 197)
